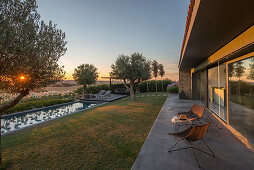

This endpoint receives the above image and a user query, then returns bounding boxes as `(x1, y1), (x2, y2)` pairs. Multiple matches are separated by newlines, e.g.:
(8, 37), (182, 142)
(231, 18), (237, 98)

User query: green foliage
(73, 64), (99, 85)
(0, 0), (67, 93)
(110, 53), (151, 100)
(75, 83), (131, 94)
(151, 60), (159, 78)
(75, 84), (110, 94)
(167, 85), (179, 93)
(110, 83), (128, 92)
(5, 98), (74, 114)
(158, 64), (165, 78)
(110, 53), (151, 84)
(138, 80), (172, 92)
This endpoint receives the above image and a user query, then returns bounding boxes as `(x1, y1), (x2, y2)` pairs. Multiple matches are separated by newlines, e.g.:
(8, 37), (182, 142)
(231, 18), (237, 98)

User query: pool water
(1, 101), (98, 135)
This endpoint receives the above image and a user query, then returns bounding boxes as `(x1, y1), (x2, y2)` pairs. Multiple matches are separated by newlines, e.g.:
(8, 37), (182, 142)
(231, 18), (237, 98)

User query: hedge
(5, 98), (75, 114)
(167, 85), (179, 93)
(138, 80), (172, 92)
(75, 83), (131, 94)
(75, 80), (173, 95)
(75, 84), (110, 95)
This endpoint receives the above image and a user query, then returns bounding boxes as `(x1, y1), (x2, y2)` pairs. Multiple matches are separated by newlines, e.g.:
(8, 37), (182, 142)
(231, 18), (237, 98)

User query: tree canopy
(0, 0), (67, 95)
(158, 64), (165, 78)
(73, 64), (99, 86)
(110, 53), (151, 101)
(151, 60), (159, 78)
(232, 61), (245, 80)
(248, 58), (254, 80)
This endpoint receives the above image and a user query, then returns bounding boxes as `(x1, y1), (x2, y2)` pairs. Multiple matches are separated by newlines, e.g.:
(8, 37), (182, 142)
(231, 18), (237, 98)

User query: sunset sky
(36, 0), (189, 81)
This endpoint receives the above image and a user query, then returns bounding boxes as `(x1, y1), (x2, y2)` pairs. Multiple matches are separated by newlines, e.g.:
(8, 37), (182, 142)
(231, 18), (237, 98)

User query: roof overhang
(179, 0), (254, 70)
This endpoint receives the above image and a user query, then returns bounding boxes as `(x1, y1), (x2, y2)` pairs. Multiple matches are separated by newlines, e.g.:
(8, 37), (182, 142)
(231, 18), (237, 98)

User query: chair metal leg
(190, 142), (202, 168)
(168, 139), (215, 168)
(192, 147), (215, 157)
(170, 146), (192, 152)
(201, 139), (215, 157)
(168, 138), (182, 152)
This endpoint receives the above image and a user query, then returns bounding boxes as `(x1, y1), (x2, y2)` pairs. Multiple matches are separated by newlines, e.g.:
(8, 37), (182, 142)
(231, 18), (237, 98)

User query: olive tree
(110, 53), (151, 101)
(0, 0), (66, 163)
(158, 64), (165, 90)
(73, 64), (99, 98)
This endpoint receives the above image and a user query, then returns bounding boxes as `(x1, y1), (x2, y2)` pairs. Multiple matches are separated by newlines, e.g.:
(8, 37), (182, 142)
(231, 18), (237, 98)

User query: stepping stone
(147, 95), (150, 96)
(163, 95), (167, 96)
(136, 96), (139, 97)
(152, 95), (155, 96)
(157, 95), (161, 96)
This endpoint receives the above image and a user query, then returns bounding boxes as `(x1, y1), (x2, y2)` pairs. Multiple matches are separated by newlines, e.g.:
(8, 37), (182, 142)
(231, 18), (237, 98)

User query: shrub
(75, 84), (110, 94)
(138, 80), (172, 92)
(5, 98), (75, 114)
(167, 85), (179, 93)
(110, 83), (129, 93)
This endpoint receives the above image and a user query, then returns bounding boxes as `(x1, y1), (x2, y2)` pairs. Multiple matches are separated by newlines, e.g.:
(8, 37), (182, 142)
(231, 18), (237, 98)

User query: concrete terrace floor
(132, 94), (254, 170)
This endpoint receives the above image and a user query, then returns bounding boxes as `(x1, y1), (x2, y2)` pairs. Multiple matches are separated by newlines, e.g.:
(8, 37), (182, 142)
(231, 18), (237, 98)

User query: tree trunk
(155, 77), (157, 93)
(161, 77), (163, 91)
(130, 85), (135, 101)
(0, 89), (29, 165)
(0, 89), (29, 113)
(147, 81), (149, 92)
(83, 84), (87, 99)
(123, 79), (135, 101)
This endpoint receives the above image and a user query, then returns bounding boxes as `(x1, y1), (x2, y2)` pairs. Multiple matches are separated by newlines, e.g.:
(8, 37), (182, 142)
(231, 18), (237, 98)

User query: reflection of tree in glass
(234, 61), (246, 102)
(234, 61), (246, 80)
(228, 63), (234, 80)
(247, 58), (254, 80)
(247, 58), (254, 96)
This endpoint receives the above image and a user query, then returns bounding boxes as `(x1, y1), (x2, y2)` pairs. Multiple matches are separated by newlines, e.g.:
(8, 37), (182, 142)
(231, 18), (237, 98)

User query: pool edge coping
(1, 101), (108, 136)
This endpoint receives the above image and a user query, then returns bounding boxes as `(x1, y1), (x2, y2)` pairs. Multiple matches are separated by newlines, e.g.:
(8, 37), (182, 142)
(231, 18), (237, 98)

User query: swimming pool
(1, 101), (103, 135)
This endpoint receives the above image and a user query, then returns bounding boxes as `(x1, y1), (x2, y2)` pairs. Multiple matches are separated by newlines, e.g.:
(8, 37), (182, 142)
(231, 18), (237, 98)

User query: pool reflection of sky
(1, 102), (97, 135)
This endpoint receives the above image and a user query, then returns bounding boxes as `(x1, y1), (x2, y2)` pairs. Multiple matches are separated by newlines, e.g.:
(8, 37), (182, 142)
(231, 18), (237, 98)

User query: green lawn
(1, 92), (167, 169)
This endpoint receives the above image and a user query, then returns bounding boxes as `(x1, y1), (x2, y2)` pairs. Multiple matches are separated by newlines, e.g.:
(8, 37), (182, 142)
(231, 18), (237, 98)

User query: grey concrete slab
(132, 94), (254, 170)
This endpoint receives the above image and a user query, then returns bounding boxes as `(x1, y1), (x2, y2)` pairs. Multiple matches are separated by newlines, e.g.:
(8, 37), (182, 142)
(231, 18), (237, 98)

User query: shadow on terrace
(132, 94), (254, 170)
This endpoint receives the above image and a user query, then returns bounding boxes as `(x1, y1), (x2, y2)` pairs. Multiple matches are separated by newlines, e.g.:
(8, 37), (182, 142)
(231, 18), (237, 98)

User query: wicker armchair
(168, 122), (215, 168)
(178, 104), (205, 125)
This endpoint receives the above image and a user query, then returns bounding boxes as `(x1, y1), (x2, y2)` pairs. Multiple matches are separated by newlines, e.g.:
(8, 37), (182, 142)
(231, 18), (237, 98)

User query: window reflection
(229, 57), (254, 148)
(208, 64), (227, 121)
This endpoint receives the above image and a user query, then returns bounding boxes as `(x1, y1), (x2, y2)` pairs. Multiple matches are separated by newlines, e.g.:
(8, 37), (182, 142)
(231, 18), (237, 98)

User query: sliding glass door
(208, 64), (227, 122)
(192, 70), (207, 105)
(228, 56), (254, 147)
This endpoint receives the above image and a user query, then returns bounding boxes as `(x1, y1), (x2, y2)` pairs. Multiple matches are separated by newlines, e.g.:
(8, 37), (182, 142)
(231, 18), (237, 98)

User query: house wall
(179, 70), (191, 99)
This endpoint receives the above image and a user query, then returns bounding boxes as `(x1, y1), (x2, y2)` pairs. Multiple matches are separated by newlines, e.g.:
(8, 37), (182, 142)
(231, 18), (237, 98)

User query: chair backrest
(104, 90), (111, 95)
(190, 104), (205, 118)
(186, 122), (211, 141)
(98, 90), (106, 95)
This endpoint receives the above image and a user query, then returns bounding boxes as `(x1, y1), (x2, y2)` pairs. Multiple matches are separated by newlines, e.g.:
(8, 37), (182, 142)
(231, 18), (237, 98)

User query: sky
(36, 0), (189, 81)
